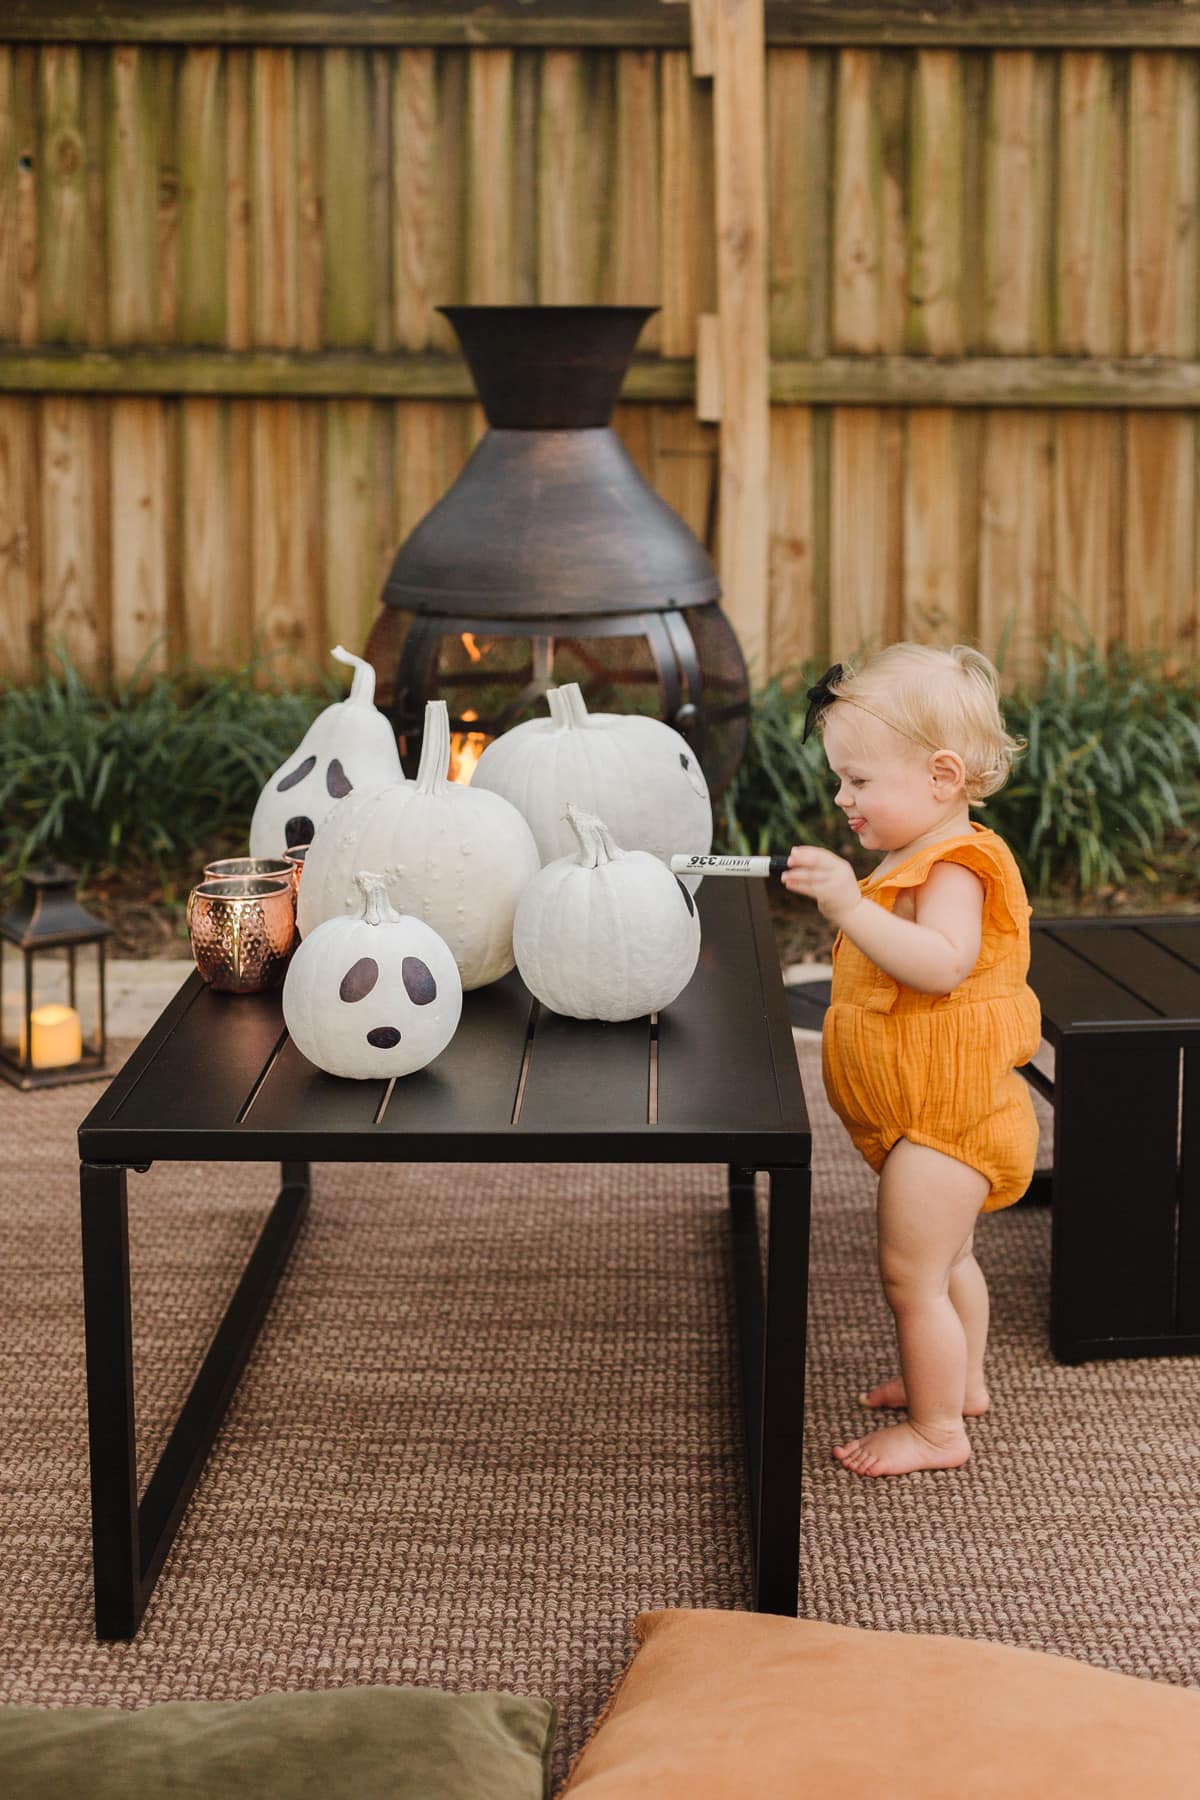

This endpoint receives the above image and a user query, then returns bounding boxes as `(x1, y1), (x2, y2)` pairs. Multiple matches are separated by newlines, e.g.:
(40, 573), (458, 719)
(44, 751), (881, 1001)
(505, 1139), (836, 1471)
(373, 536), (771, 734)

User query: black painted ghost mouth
(366, 1026), (401, 1049)
(284, 815), (314, 848)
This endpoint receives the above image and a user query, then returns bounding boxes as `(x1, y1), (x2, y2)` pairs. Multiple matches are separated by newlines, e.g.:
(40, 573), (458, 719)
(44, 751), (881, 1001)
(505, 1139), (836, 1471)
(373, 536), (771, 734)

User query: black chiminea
(365, 304), (750, 796)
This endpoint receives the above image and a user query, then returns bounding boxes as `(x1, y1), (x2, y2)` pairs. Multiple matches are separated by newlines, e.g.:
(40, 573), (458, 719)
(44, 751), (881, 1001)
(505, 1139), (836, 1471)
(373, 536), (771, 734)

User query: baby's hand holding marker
(781, 845), (863, 926)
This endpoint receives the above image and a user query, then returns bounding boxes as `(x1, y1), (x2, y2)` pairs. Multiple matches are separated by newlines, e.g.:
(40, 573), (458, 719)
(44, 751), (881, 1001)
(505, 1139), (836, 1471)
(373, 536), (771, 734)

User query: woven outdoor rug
(2, 1039), (1198, 1788)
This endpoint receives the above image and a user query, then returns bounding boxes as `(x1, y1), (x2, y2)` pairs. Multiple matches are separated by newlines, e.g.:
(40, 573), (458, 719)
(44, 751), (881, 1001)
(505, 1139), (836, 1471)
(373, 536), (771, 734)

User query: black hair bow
(802, 663), (844, 742)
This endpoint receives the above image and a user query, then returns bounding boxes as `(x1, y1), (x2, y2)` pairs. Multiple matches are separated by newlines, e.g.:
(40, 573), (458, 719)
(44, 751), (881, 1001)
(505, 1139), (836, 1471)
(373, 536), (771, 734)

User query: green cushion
(0, 1684), (557, 1800)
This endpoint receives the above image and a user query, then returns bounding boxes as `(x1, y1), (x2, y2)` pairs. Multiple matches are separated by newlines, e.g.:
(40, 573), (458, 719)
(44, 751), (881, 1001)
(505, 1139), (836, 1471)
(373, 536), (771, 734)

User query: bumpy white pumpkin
(470, 682), (713, 879)
(297, 700), (540, 990)
(513, 803), (701, 1021)
(283, 870), (462, 1079)
(249, 646), (402, 857)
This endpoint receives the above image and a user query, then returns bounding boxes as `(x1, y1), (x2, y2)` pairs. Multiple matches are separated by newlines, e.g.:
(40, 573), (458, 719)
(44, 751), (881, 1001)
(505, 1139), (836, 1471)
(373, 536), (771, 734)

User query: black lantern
(0, 865), (111, 1090)
(365, 304), (751, 797)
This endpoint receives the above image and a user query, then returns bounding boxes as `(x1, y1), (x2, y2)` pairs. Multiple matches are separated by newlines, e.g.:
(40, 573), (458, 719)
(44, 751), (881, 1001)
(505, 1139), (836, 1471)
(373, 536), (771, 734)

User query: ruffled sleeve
(867, 827), (1029, 943)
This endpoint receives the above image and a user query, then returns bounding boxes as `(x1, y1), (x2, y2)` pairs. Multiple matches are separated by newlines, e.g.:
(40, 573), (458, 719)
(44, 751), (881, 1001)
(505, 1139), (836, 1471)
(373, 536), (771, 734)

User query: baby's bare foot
(858, 1376), (989, 1418)
(833, 1420), (971, 1478)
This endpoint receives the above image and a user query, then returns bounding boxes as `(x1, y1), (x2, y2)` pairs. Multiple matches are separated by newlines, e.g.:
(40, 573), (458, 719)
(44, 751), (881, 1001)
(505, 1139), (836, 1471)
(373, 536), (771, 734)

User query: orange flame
(449, 707), (488, 784)
(461, 632), (483, 662)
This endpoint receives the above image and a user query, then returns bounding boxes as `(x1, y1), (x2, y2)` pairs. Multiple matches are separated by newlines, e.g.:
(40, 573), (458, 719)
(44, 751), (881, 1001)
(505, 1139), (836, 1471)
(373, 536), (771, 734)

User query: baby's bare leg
(836, 1139), (988, 1478)
(860, 1240), (990, 1415)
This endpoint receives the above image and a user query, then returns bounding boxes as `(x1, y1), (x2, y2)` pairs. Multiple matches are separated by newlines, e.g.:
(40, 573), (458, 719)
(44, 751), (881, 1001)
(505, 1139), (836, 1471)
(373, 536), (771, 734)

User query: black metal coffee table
(78, 879), (811, 1639)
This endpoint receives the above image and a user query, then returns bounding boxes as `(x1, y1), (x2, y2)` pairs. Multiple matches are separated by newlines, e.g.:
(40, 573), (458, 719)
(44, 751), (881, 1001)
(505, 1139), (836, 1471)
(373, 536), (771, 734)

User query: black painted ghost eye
(679, 752), (689, 770)
(366, 1026), (402, 1049)
(339, 957), (379, 1003)
(277, 755), (316, 793)
(285, 815), (314, 848)
(326, 758), (352, 799)
(403, 957), (437, 1005)
(675, 877), (696, 916)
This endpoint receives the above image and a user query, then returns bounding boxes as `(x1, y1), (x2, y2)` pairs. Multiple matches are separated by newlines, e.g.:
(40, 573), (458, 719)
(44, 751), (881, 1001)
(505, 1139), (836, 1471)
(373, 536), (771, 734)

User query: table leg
(726, 1163), (809, 1616)
(80, 1159), (311, 1638)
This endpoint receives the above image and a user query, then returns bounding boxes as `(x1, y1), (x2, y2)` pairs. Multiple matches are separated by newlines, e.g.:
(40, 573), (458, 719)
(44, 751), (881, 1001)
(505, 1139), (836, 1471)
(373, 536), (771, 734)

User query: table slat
(517, 1009), (650, 1131)
(1141, 919), (1200, 979)
(378, 969), (535, 1134)
(1050, 923), (1200, 1019)
(1029, 931), (1160, 1032)
(241, 1036), (387, 1133)
(107, 982), (285, 1133)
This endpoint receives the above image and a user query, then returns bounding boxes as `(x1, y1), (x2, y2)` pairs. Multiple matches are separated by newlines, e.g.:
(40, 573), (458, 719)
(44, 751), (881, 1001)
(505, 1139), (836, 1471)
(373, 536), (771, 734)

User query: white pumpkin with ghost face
(283, 870), (462, 1079)
(249, 646), (403, 858)
(513, 803), (701, 1022)
(470, 682), (713, 882)
(297, 699), (540, 990)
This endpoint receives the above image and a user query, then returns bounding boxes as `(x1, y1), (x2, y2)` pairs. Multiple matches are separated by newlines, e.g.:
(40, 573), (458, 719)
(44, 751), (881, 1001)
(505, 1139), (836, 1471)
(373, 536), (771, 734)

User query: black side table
(78, 879), (811, 1638)
(1026, 917), (1200, 1361)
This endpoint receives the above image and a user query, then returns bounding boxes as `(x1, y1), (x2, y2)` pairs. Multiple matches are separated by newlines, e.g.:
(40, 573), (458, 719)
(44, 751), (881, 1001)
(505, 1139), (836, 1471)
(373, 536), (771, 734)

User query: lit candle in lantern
(26, 1004), (83, 1069)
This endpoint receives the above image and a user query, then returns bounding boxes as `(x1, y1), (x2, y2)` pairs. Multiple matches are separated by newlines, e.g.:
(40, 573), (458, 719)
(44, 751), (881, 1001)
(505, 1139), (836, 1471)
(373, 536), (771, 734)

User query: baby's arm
(783, 850), (983, 995)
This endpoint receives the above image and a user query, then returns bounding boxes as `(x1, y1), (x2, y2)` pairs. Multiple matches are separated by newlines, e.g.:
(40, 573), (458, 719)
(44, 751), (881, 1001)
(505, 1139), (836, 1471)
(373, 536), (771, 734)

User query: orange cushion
(560, 1610), (1200, 1798)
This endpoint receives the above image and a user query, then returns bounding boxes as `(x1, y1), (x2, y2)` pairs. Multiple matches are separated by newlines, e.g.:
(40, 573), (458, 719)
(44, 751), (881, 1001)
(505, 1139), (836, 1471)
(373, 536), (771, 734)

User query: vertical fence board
(81, 47), (109, 346)
(252, 48), (298, 347)
(1054, 412), (1119, 645)
(467, 50), (515, 304)
(983, 51), (1053, 352)
(647, 403), (716, 550)
(903, 411), (959, 640)
(538, 50), (611, 304)
(979, 411), (1055, 671)
(155, 49), (180, 343)
(40, 396), (103, 679)
(39, 46), (87, 345)
(1056, 51), (1124, 354)
(324, 399), (379, 652)
(225, 49), (251, 350)
(0, 399), (39, 682)
(181, 398), (238, 670)
(830, 409), (900, 655)
(107, 46), (157, 344)
(0, 50), (25, 342)
(369, 51), (393, 351)
(252, 401), (316, 685)
(511, 49), (539, 305)
(323, 48), (373, 346)
(832, 49), (908, 354)
(768, 405), (816, 674)
(178, 48), (226, 345)
(661, 49), (712, 355)
(767, 49), (811, 356)
(1126, 415), (1195, 655)
(611, 50), (660, 337)
(111, 399), (169, 679)
(296, 49), (323, 352)
(908, 50), (962, 354)
(393, 49), (441, 349)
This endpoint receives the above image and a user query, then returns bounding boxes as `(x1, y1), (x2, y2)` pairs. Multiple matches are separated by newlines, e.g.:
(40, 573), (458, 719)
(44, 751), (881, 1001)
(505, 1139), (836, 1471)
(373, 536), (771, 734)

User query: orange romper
(821, 824), (1043, 1212)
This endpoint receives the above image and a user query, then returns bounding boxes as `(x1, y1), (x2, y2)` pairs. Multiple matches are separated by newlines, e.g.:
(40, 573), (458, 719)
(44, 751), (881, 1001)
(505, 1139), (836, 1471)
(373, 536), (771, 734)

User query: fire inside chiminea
(365, 305), (750, 798)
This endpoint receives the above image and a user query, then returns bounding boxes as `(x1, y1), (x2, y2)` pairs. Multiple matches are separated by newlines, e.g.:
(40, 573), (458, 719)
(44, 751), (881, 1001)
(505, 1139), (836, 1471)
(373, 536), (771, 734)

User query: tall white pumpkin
(283, 870), (462, 1080)
(297, 700), (540, 990)
(249, 646), (403, 857)
(470, 682), (713, 874)
(512, 803), (701, 1022)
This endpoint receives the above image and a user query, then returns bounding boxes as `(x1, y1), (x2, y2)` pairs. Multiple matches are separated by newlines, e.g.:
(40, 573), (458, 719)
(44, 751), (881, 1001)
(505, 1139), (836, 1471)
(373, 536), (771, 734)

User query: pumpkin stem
(415, 700), (451, 794)
(354, 869), (401, 927)
(331, 644), (377, 706)
(546, 687), (570, 730)
(557, 682), (591, 730)
(564, 802), (625, 870)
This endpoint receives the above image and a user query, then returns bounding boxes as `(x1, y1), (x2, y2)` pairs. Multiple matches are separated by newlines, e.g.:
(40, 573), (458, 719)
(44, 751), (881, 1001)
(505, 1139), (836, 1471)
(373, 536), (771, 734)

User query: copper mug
(187, 876), (296, 993)
(203, 855), (293, 883)
(283, 844), (311, 919)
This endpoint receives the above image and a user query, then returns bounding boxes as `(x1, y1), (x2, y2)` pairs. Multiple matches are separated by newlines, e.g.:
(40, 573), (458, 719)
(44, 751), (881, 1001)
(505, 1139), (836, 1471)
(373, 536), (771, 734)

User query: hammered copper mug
(187, 876), (296, 993)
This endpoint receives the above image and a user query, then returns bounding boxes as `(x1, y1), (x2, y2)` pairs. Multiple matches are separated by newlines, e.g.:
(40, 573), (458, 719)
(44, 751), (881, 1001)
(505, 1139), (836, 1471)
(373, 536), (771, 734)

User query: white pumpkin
(249, 646), (403, 858)
(470, 682), (713, 881)
(283, 870), (462, 1080)
(513, 803), (701, 1022)
(297, 700), (540, 991)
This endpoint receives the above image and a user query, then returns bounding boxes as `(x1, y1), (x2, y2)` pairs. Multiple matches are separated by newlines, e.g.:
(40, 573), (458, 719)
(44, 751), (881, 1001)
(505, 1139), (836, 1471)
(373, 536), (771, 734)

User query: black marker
(670, 853), (788, 879)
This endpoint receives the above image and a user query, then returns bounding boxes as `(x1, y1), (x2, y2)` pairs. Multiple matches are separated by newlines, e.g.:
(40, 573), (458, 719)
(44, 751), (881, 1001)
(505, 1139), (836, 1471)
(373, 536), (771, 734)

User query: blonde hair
(824, 643), (1023, 803)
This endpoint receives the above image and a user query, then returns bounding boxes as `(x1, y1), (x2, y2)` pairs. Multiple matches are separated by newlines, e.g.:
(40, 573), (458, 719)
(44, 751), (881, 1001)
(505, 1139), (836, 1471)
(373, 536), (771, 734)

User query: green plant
(719, 641), (1200, 898)
(0, 648), (334, 888)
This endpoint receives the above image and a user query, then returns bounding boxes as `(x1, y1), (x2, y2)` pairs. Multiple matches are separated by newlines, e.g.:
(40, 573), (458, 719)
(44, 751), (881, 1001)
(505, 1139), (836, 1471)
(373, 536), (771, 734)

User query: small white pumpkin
(513, 803), (701, 1021)
(249, 646), (403, 858)
(297, 700), (540, 990)
(470, 682), (713, 881)
(283, 869), (462, 1079)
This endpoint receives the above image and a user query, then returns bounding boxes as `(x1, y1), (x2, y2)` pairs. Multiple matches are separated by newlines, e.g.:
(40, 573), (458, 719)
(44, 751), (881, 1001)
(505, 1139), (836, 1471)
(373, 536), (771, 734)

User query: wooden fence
(3, 2), (1200, 690)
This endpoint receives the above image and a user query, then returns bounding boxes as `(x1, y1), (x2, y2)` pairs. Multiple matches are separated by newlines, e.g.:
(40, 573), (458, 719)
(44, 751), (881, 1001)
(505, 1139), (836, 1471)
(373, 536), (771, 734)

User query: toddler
(781, 643), (1041, 1478)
